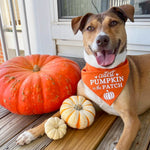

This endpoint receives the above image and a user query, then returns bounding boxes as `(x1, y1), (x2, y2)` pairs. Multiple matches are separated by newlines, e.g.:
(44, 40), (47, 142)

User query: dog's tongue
(96, 51), (115, 66)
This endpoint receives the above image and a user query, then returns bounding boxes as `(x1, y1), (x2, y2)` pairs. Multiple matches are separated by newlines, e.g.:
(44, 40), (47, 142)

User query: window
(58, 0), (150, 19)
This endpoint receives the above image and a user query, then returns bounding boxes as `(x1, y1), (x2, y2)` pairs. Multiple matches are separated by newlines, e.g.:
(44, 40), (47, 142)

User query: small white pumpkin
(44, 117), (67, 140)
(60, 96), (96, 129)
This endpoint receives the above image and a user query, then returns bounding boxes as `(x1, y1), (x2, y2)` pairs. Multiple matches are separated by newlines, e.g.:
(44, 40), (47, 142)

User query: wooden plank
(96, 117), (123, 150)
(45, 112), (116, 150)
(1, 113), (54, 150)
(97, 109), (150, 150)
(131, 109), (150, 150)
(0, 113), (41, 146)
(0, 105), (10, 119)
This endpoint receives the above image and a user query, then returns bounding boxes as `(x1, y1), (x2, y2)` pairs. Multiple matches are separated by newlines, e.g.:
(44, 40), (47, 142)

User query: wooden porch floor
(0, 105), (150, 150)
(0, 57), (150, 150)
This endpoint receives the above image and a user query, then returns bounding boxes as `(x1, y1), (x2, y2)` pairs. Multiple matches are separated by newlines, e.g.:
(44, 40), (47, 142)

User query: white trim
(8, 0), (20, 56)
(53, 0), (59, 23)
(18, 0), (31, 55)
(58, 18), (150, 24)
(0, 0), (10, 26)
(0, 12), (8, 61)
(126, 21), (150, 26)
(4, 32), (24, 50)
(20, 0), (56, 55)
(56, 39), (150, 58)
(56, 39), (83, 46)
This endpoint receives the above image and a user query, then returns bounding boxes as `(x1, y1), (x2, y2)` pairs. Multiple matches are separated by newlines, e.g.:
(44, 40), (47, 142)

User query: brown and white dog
(16, 4), (150, 150)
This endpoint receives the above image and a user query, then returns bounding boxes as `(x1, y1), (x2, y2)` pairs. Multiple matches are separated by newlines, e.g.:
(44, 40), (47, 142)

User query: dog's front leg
(115, 112), (141, 150)
(16, 111), (60, 145)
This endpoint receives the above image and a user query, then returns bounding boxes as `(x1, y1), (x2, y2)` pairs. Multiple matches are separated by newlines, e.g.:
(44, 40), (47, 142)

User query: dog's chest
(83, 83), (119, 116)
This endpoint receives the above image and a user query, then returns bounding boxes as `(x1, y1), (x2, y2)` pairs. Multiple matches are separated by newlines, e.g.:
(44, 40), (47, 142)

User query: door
(50, 0), (150, 57)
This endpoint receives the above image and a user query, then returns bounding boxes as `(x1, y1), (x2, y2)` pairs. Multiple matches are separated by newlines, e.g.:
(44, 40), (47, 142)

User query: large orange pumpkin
(0, 55), (81, 115)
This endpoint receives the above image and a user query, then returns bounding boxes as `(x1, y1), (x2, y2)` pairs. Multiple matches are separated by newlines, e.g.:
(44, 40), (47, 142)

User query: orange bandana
(81, 59), (129, 105)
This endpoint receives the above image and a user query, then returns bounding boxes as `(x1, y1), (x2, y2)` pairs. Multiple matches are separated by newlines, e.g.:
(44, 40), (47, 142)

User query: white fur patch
(83, 82), (119, 116)
(99, 31), (107, 36)
(84, 50), (127, 69)
(16, 131), (36, 145)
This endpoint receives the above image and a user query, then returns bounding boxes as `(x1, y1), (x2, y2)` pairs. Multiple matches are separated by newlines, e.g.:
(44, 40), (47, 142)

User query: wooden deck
(0, 57), (150, 150)
(0, 105), (150, 150)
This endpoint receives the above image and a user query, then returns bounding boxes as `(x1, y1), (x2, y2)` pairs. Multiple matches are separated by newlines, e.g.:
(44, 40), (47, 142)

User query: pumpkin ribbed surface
(0, 55), (81, 115)
(60, 96), (95, 129)
(45, 117), (67, 140)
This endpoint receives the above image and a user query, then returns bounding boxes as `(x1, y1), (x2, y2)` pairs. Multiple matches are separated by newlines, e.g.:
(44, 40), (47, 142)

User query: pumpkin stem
(74, 104), (83, 110)
(33, 65), (40, 72)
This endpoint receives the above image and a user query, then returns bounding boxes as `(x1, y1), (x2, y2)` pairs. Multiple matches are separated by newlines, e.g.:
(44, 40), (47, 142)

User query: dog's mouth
(89, 40), (121, 67)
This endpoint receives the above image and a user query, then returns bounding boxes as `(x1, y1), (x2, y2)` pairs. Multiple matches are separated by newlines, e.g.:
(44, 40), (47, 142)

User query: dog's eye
(109, 21), (118, 27)
(87, 26), (95, 31)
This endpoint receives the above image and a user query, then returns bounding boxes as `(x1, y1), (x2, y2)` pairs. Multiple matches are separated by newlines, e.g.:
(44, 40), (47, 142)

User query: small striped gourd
(60, 96), (95, 129)
(45, 117), (67, 140)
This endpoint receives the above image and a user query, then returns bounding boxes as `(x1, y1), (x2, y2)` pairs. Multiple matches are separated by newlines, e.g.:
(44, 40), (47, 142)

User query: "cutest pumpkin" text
(90, 71), (124, 90)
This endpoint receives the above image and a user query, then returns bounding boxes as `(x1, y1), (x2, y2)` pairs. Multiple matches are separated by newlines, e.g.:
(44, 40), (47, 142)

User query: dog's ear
(71, 13), (93, 34)
(110, 4), (134, 22)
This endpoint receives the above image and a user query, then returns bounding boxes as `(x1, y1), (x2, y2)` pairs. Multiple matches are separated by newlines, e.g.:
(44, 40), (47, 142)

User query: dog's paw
(114, 148), (118, 150)
(16, 131), (36, 145)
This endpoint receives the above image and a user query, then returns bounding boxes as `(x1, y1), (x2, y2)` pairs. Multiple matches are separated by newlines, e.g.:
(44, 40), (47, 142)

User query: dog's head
(71, 5), (134, 68)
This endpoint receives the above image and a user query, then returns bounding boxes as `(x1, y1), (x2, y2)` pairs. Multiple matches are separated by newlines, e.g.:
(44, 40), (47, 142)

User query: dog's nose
(96, 35), (109, 47)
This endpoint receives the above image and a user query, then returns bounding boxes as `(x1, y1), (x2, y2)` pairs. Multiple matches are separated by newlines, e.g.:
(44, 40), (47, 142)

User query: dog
(16, 4), (150, 150)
